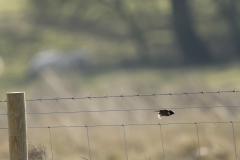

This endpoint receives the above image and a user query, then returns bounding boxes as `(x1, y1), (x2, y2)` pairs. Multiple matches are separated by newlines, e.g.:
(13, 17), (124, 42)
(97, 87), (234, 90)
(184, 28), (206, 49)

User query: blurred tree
(29, 0), (153, 65)
(112, 0), (150, 65)
(171, 0), (214, 65)
(30, 0), (235, 66)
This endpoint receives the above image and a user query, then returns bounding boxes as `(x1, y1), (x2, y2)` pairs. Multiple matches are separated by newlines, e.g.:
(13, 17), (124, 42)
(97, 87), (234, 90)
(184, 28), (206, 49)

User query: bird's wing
(158, 114), (162, 119)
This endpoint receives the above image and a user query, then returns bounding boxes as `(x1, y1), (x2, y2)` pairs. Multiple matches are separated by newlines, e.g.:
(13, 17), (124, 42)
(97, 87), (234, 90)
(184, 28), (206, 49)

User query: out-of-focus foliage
(28, 0), (240, 65)
(1, 0), (240, 77)
(0, 0), (239, 90)
(0, 0), (240, 95)
(29, 0), (177, 66)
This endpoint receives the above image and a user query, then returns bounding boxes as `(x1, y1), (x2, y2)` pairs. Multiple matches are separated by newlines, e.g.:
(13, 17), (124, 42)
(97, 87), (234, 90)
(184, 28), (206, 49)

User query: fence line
(0, 121), (239, 159)
(26, 121), (238, 160)
(0, 89), (239, 103)
(1, 91), (240, 160)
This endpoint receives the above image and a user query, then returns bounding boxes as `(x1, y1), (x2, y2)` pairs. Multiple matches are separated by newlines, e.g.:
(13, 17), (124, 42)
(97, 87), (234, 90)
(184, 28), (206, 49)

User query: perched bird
(155, 109), (175, 119)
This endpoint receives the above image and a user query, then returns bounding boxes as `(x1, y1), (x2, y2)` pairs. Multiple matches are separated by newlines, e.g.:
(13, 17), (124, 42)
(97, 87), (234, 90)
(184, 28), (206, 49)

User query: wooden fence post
(7, 92), (28, 160)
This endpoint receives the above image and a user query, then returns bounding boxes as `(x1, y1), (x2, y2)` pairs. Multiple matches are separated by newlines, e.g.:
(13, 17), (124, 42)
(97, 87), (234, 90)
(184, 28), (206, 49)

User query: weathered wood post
(7, 92), (28, 160)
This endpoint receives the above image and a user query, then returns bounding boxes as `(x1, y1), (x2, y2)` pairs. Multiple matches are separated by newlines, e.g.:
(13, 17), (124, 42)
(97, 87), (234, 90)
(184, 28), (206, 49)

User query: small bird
(155, 109), (175, 119)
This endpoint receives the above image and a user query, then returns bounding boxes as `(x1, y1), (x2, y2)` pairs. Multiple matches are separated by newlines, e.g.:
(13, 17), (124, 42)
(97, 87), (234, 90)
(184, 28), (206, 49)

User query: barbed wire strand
(48, 127), (54, 160)
(195, 122), (201, 158)
(85, 126), (92, 160)
(122, 124), (129, 160)
(159, 124), (165, 160)
(0, 89), (239, 103)
(231, 121), (238, 160)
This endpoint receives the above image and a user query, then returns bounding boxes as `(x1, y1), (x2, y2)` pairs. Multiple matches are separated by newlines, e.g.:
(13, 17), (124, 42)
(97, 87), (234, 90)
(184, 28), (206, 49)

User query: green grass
(1, 64), (240, 160)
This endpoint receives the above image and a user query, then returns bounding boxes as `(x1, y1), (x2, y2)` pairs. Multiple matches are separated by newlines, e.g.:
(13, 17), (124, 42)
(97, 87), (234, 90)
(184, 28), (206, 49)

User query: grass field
(1, 65), (240, 160)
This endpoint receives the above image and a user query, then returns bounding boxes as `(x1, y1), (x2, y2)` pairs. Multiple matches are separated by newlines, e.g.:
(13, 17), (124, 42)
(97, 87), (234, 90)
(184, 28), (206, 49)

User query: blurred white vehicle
(27, 49), (90, 78)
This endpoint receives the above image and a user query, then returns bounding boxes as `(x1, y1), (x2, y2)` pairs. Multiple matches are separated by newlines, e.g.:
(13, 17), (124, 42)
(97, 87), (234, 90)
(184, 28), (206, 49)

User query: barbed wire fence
(0, 89), (239, 160)
(1, 89), (240, 103)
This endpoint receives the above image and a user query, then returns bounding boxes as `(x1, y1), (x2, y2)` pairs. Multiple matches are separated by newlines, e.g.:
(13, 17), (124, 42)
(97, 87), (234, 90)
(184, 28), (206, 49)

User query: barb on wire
(72, 95), (76, 101)
(105, 94), (108, 100)
(88, 95), (92, 100)
(0, 89), (239, 103)
(38, 97), (42, 102)
(153, 93), (157, 98)
(55, 97), (59, 102)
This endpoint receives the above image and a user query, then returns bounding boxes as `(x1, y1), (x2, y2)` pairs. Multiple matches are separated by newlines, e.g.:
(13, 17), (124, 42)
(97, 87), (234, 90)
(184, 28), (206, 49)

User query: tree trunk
(218, 0), (240, 58)
(171, 0), (213, 65)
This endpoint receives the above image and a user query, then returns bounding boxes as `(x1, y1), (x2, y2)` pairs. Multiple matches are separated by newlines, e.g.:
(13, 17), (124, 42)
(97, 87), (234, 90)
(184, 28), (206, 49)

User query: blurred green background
(1, 0), (240, 85)
(0, 0), (240, 160)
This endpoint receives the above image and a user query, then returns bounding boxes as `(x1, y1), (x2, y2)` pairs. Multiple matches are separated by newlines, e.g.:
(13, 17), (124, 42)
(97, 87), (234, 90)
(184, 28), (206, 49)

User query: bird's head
(169, 110), (175, 115)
